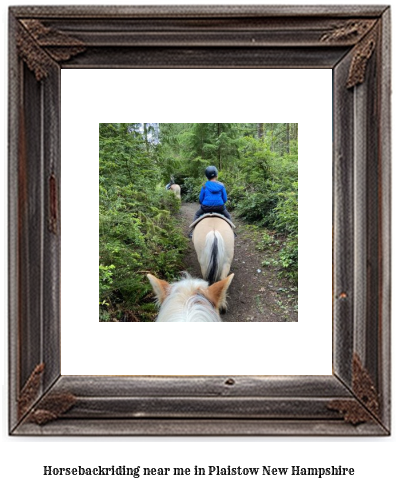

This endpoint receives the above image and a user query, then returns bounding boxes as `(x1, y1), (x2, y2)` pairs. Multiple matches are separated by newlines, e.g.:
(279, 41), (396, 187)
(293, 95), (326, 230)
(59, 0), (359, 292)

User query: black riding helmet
(205, 166), (218, 179)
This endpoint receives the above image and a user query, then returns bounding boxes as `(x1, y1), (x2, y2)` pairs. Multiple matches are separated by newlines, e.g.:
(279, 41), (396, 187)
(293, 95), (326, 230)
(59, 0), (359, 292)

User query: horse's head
(147, 273), (234, 322)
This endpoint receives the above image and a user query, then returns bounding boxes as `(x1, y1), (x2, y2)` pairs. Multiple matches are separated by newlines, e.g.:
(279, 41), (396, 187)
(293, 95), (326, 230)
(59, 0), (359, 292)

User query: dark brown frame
(9, 5), (391, 436)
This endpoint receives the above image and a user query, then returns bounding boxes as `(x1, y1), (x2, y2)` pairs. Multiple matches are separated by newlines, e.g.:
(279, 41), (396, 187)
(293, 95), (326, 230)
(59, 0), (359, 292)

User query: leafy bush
(99, 124), (188, 321)
(279, 237), (298, 281)
(225, 136), (298, 281)
(99, 123), (299, 321)
(99, 264), (115, 301)
(182, 177), (203, 202)
(234, 185), (278, 225)
(273, 184), (298, 236)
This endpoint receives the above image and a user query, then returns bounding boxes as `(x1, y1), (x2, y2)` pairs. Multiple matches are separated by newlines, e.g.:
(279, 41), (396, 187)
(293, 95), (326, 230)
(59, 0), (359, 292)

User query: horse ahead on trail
(191, 214), (235, 311)
(165, 179), (181, 199)
(169, 184), (181, 199)
(147, 273), (234, 322)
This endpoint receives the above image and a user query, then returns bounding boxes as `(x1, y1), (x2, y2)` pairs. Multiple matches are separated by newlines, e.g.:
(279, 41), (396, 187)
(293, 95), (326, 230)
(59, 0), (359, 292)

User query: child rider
(193, 166), (232, 221)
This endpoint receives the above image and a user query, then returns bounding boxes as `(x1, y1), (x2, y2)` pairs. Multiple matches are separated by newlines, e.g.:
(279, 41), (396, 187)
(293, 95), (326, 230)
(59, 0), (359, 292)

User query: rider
(193, 166), (232, 221)
(165, 175), (175, 191)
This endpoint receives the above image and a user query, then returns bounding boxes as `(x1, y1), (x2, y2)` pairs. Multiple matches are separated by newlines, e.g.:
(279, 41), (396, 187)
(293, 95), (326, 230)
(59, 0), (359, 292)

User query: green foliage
(181, 177), (203, 202)
(221, 134), (298, 281)
(99, 264), (115, 300)
(273, 183), (298, 236)
(158, 124), (298, 281)
(100, 123), (298, 321)
(279, 238), (298, 281)
(232, 186), (275, 224)
(99, 123), (187, 321)
(157, 123), (241, 186)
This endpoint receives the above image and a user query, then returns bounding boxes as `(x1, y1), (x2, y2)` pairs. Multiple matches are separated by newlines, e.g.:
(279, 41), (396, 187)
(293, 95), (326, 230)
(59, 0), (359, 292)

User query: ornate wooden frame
(8, 5), (391, 436)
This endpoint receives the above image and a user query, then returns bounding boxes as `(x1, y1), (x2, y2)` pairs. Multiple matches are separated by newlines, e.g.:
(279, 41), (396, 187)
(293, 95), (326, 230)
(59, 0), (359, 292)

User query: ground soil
(178, 202), (298, 322)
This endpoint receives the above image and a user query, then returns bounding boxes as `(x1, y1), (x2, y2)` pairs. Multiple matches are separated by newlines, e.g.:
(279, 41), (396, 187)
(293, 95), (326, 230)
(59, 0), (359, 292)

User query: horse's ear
(205, 274), (234, 309)
(147, 274), (170, 304)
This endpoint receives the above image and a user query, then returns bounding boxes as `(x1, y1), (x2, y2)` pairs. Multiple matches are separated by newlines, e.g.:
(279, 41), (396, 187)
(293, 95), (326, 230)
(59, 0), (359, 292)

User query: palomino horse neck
(147, 273), (234, 322)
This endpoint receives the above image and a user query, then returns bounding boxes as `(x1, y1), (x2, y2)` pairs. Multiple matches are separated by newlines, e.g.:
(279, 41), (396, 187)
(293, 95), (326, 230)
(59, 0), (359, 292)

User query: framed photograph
(9, 5), (391, 435)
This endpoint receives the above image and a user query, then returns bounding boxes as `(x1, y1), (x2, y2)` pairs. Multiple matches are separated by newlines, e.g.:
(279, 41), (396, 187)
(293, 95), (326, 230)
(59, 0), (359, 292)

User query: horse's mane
(156, 275), (221, 322)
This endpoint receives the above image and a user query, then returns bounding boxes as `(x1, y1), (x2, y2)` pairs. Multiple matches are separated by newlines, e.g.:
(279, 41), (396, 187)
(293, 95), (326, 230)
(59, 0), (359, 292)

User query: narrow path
(178, 203), (298, 322)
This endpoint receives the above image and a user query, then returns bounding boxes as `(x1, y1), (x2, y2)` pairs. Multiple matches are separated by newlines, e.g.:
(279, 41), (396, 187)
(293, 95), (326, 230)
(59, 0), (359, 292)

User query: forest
(99, 123), (298, 322)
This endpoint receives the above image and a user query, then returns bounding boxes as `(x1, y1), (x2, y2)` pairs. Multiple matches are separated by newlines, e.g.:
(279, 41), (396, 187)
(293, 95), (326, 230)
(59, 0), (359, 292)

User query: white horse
(170, 184), (181, 199)
(192, 217), (234, 311)
(147, 273), (234, 322)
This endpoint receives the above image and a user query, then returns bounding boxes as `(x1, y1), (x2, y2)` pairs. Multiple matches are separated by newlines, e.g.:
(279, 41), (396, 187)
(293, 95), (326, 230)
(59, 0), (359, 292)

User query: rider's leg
(221, 208), (232, 220)
(193, 206), (205, 221)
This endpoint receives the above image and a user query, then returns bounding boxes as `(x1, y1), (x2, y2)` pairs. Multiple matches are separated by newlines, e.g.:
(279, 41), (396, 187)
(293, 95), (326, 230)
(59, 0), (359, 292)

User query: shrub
(182, 177), (203, 202)
(279, 237), (298, 282)
(99, 124), (188, 321)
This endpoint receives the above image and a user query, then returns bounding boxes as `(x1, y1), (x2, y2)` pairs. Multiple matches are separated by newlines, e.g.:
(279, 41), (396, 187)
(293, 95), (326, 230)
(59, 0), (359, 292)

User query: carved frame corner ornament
(17, 363), (45, 419)
(17, 19), (85, 81)
(9, 5), (391, 436)
(346, 27), (379, 88)
(320, 19), (379, 89)
(320, 19), (376, 43)
(327, 354), (381, 425)
(27, 392), (77, 425)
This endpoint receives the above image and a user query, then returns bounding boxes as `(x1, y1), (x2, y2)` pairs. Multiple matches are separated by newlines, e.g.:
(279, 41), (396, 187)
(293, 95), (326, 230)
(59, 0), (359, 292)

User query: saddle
(189, 213), (236, 230)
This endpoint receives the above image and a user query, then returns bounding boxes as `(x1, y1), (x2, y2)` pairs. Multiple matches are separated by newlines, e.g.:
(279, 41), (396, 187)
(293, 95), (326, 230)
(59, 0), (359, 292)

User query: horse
(147, 273), (234, 322)
(169, 184), (181, 199)
(191, 216), (235, 310)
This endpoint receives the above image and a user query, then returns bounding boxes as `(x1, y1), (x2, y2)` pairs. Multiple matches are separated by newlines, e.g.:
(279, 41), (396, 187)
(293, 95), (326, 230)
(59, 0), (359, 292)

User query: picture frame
(8, 5), (391, 436)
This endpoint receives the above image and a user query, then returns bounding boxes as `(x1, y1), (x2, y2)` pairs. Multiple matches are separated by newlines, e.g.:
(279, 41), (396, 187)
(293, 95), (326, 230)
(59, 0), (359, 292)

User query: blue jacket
(199, 181), (227, 207)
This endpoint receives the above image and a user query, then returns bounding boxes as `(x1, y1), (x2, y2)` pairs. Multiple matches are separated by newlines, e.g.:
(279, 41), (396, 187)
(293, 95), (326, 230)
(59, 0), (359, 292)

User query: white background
(1, 1), (397, 491)
(61, 68), (332, 376)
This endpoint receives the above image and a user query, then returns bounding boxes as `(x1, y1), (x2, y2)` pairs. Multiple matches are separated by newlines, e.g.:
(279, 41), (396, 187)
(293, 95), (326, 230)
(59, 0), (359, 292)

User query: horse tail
(203, 231), (224, 285)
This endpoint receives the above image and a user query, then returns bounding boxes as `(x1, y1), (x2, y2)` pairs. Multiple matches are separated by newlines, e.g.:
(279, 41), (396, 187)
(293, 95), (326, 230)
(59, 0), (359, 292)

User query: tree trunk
(257, 123), (264, 140)
(293, 123), (298, 140)
(143, 123), (149, 151)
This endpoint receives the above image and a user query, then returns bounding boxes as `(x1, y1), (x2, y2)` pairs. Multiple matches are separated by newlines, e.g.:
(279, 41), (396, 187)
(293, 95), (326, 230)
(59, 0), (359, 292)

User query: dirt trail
(178, 203), (298, 322)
